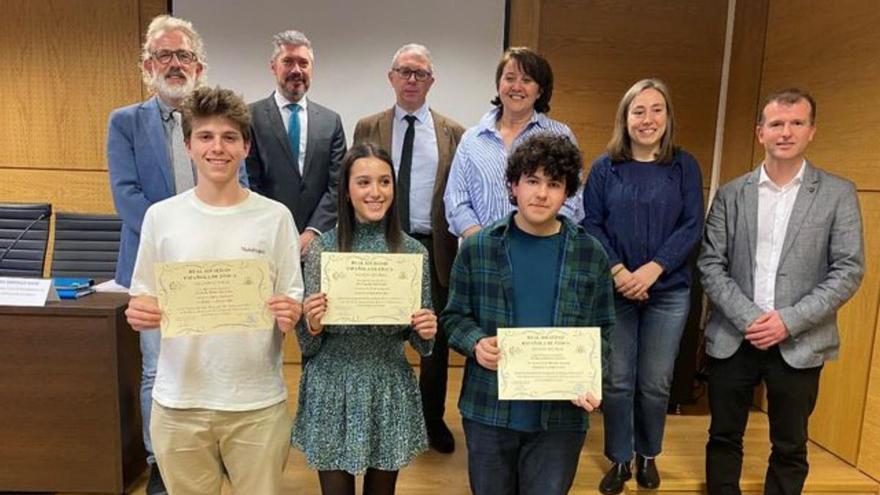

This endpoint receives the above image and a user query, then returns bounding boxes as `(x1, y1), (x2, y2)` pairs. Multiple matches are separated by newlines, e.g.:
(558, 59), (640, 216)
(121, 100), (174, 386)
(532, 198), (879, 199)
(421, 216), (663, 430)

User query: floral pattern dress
(291, 223), (433, 474)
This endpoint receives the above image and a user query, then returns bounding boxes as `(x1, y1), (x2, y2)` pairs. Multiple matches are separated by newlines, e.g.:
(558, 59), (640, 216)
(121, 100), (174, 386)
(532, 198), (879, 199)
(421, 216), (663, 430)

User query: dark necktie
(398, 115), (417, 233)
(286, 103), (301, 173)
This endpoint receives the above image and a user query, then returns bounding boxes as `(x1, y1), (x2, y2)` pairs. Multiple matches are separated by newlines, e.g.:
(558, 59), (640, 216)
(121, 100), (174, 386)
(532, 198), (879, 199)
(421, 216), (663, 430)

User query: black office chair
(0, 203), (52, 278)
(50, 212), (122, 280)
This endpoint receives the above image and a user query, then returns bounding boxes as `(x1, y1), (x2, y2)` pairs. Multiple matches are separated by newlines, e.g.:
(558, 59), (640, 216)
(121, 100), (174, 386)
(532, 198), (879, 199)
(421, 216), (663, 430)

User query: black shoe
(146, 463), (168, 495)
(599, 462), (631, 495)
(635, 454), (660, 489)
(426, 419), (455, 454)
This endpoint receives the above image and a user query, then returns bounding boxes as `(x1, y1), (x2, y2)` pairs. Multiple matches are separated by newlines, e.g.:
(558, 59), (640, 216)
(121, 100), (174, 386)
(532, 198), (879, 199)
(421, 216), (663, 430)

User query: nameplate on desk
(0, 277), (56, 306)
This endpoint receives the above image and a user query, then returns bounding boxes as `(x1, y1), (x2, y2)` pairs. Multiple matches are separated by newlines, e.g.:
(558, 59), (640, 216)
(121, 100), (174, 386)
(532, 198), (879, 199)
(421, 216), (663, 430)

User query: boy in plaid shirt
(442, 134), (615, 495)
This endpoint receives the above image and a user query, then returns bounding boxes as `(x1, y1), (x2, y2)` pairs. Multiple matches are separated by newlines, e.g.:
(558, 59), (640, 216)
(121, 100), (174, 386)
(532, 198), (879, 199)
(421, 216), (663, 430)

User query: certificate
(321, 252), (422, 325)
(155, 259), (273, 338)
(497, 327), (602, 401)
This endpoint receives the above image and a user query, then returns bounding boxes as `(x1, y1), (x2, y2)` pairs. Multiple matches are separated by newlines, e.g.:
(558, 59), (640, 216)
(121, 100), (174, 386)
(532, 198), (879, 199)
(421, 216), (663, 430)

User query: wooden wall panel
(0, 0), (168, 277)
(0, 0), (143, 171)
(1, 169), (115, 214)
(718, 0), (768, 186)
(859, 290), (880, 481)
(808, 192), (880, 464)
(508, 0), (542, 49)
(756, 0), (880, 464)
(138, 0), (171, 97)
(537, 0), (726, 183)
(757, 0), (880, 191)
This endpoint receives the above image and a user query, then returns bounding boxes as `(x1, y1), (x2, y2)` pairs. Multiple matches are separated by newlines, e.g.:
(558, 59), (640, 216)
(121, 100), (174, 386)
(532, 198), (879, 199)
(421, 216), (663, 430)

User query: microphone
(0, 210), (51, 271)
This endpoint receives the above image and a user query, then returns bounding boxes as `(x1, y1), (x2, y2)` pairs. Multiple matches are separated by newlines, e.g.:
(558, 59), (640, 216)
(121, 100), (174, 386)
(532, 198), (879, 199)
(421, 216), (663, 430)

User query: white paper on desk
(94, 279), (129, 293)
(0, 277), (53, 306)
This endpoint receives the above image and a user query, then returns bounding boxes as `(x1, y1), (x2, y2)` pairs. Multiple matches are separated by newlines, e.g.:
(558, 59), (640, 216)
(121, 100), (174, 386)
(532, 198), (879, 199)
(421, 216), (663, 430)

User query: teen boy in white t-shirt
(125, 86), (304, 495)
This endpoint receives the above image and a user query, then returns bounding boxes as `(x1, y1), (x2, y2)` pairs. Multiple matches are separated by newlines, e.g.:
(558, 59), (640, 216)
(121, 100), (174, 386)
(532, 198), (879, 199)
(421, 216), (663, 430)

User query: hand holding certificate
(155, 259), (274, 338)
(497, 327), (602, 401)
(320, 252), (423, 325)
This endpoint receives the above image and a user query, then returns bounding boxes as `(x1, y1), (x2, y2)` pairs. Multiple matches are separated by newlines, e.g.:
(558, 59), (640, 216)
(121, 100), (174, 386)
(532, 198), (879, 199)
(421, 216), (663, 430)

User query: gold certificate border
(321, 252), (422, 325)
(497, 327), (602, 401)
(156, 259), (274, 338)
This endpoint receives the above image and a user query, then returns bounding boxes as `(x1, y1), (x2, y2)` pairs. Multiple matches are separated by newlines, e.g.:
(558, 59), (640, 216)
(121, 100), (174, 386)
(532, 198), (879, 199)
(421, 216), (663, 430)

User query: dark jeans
(412, 234), (450, 423)
(603, 289), (690, 463)
(706, 343), (821, 495)
(462, 418), (585, 495)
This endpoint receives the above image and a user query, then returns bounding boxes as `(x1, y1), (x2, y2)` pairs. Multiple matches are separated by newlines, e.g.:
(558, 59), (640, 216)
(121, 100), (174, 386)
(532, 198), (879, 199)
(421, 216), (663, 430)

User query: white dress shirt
(274, 91), (309, 175)
(753, 161), (806, 311)
(392, 103), (439, 235)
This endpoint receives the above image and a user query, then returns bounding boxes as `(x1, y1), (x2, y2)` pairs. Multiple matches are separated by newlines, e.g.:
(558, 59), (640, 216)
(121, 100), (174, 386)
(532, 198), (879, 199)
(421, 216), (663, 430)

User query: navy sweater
(582, 150), (704, 292)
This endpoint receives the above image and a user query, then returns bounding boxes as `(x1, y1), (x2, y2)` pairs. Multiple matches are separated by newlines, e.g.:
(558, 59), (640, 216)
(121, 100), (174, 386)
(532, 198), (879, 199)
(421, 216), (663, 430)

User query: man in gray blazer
(247, 30), (346, 254)
(698, 88), (864, 495)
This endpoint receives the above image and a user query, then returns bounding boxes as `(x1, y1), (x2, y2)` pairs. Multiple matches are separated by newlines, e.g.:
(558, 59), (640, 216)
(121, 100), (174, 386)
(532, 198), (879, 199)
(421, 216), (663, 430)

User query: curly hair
(180, 86), (251, 143)
(506, 133), (582, 205)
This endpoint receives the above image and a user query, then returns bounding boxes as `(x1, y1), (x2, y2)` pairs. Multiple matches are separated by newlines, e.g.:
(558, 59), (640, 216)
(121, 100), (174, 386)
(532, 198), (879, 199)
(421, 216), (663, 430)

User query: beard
(149, 67), (198, 101)
(279, 73), (308, 101)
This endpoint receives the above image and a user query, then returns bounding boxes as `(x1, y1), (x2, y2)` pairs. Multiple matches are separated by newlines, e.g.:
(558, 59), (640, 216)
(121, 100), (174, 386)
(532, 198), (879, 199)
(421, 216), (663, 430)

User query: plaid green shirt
(441, 214), (615, 432)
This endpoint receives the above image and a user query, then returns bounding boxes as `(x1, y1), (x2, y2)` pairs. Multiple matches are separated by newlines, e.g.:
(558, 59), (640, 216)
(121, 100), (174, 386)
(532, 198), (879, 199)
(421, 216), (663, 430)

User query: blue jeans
(603, 288), (690, 463)
(140, 329), (160, 464)
(463, 418), (585, 495)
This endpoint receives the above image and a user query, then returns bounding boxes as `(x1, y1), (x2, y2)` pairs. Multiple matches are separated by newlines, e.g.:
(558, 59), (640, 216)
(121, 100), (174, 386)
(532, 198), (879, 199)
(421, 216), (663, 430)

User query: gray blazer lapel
(142, 97), (174, 193)
(265, 97), (299, 177)
(778, 162), (819, 265)
(742, 167), (760, 277)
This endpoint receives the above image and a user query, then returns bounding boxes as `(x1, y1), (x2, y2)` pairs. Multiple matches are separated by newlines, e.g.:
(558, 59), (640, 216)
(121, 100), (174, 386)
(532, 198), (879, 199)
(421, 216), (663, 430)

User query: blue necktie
(286, 103), (301, 172)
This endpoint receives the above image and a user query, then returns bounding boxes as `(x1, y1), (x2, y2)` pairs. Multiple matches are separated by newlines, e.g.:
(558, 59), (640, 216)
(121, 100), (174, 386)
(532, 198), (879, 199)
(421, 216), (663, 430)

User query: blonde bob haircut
(606, 78), (677, 163)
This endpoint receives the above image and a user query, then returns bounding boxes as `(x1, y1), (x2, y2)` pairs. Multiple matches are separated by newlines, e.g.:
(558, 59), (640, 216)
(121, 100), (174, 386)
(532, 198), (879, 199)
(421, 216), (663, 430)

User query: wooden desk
(0, 292), (145, 494)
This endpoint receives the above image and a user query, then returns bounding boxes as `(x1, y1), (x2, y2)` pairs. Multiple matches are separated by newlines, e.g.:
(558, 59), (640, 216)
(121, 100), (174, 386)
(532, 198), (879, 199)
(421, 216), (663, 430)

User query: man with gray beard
(106, 14), (247, 495)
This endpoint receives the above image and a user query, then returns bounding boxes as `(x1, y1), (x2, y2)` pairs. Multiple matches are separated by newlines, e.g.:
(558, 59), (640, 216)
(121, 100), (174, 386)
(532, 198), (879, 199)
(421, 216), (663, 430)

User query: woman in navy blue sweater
(582, 79), (704, 495)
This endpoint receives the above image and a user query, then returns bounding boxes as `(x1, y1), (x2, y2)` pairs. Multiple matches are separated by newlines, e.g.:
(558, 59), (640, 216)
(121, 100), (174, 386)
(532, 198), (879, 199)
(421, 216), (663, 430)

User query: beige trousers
(151, 400), (291, 495)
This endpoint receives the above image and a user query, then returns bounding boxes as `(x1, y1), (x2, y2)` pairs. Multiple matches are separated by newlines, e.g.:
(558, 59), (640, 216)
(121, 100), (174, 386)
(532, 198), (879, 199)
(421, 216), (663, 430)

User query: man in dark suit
(107, 14), (244, 495)
(247, 30), (346, 254)
(353, 43), (464, 453)
(699, 88), (865, 495)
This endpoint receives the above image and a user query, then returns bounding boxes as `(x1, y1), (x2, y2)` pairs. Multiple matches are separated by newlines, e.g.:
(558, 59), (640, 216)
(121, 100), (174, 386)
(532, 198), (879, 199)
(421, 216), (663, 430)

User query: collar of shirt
(475, 107), (544, 137)
(488, 211), (577, 240)
(394, 102), (430, 124)
(758, 160), (806, 192)
(273, 90), (309, 113)
(156, 96), (176, 123)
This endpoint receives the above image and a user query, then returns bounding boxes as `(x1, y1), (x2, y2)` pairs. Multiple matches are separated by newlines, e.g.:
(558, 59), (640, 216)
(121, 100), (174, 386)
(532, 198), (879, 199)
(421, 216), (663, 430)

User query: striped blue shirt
(443, 108), (584, 236)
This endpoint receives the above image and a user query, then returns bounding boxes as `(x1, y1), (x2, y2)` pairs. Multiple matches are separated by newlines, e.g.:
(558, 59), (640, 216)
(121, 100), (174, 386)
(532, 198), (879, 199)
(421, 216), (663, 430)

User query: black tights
(318, 469), (399, 495)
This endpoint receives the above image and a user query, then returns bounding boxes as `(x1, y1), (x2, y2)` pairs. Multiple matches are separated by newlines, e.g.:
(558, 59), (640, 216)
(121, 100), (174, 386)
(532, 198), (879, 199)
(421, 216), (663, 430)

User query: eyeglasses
(151, 49), (198, 65)
(392, 67), (432, 82)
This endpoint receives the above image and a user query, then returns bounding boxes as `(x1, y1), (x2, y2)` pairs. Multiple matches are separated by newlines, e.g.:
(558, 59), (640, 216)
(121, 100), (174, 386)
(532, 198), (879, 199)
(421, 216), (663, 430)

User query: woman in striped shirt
(443, 47), (583, 238)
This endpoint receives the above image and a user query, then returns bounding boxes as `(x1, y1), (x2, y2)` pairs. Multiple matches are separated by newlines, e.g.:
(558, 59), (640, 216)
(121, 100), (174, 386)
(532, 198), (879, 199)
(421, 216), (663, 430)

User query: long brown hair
(606, 78), (677, 163)
(336, 143), (402, 253)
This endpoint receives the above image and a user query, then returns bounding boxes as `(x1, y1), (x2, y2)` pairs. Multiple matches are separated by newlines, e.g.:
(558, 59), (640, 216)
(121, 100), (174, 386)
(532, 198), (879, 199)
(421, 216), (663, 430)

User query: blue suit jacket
(107, 95), (248, 287)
